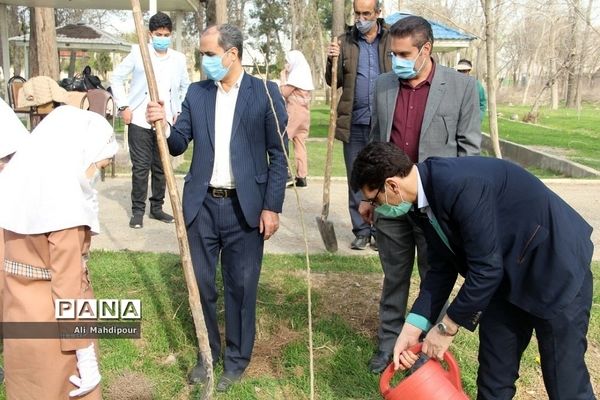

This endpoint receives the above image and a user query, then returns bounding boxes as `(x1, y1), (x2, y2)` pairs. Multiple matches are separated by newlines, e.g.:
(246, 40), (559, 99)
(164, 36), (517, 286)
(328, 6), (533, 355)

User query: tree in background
(248, 0), (287, 78)
(90, 51), (113, 81)
(29, 7), (59, 79)
(481, 0), (501, 158)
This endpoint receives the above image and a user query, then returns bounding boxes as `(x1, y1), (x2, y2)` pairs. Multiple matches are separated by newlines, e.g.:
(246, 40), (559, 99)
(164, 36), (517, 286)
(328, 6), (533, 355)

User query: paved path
(94, 176), (600, 261)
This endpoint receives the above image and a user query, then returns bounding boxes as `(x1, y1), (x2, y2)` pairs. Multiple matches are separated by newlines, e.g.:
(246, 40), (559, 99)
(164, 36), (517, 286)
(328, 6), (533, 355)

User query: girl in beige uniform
(0, 98), (29, 384)
(0, 105), (118, 399)
(280, 50), (314, 188)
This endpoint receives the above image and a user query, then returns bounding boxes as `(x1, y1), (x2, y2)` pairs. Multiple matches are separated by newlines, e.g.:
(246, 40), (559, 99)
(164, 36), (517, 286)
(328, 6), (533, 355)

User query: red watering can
(379, 343), (469, 400)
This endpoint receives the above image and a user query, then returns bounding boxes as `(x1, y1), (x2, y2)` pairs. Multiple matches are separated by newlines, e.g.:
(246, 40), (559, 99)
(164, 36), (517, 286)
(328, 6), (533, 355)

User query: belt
(208, 187), (236, 198)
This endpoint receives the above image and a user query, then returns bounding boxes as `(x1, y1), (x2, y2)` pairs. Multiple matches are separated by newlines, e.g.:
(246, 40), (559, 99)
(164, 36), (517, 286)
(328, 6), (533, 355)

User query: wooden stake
(130, 1), (214, 397)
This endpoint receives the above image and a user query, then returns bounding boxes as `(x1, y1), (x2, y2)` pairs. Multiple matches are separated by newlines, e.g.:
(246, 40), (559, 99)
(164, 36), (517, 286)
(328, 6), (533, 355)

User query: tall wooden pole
(130, 1), (214, 397)
(482, 0), (502, 158)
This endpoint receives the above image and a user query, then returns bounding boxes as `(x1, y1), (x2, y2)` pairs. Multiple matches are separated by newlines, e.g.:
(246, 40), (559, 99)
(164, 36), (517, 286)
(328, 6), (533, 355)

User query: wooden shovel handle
(322, 39), (338, 219)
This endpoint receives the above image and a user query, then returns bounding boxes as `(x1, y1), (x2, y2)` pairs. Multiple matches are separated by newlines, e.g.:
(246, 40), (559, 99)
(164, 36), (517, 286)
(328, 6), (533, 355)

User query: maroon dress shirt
(390, 61), (436, 163)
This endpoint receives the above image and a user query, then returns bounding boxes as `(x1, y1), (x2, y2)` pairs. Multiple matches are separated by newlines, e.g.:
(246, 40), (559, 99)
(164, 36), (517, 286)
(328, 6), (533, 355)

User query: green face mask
(375, 190), (413, 218)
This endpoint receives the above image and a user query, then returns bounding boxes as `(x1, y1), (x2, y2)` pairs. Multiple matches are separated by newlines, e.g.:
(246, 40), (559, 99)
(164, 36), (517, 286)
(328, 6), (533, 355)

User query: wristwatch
(118, 106), (129, 111)
(436, 322), (459, 337)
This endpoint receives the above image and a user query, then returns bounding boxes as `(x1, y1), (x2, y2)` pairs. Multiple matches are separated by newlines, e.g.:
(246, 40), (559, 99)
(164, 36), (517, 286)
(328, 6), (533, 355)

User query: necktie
(428, 213), (454, 254)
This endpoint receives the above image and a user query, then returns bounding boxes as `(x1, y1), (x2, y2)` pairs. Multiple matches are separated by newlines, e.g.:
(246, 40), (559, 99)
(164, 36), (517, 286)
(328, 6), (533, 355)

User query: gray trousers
(342, 124), (373, 237)
(374, 212), (429, 353)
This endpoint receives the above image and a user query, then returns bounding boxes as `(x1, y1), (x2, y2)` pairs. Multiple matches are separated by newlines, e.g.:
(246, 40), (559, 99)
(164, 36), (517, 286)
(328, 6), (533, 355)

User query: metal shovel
(316, 44), (339, 253)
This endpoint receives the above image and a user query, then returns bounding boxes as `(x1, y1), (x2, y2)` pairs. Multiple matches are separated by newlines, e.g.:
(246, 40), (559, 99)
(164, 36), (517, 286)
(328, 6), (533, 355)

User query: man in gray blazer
(361, 15), (482, 373)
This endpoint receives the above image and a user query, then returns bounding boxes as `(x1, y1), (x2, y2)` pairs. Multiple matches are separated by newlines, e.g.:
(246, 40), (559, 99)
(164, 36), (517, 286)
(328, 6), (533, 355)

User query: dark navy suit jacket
(167, 73), (288, 228)
(411, 156), (594, 331)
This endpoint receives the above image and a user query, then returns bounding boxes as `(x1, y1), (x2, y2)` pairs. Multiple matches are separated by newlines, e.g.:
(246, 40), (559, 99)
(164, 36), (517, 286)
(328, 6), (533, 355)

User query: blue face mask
(375, 189), (413, 218)
(202, 50), (232, 82)
(152, 36), (171, 52)
(392, 46), (425, 80)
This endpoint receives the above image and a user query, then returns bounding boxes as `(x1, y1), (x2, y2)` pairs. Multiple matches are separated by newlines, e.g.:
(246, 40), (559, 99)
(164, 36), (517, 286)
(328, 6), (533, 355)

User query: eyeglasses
(354, 10), (375, 18)
(361, 186), (382, 207)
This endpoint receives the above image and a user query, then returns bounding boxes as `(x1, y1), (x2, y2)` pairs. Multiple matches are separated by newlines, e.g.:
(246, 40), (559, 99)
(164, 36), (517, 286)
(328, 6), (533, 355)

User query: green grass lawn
(163, 102), (600, 179)
(0, 252), (596, 399)
(482, 104), (600, 170)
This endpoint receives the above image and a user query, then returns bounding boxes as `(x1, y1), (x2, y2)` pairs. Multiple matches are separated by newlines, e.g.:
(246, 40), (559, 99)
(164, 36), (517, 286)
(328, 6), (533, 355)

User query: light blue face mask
(392, 45), (425, 80)
(375, 189), (413, 218)
(152, 36), (171, 52)
(202, 50), (232, 81)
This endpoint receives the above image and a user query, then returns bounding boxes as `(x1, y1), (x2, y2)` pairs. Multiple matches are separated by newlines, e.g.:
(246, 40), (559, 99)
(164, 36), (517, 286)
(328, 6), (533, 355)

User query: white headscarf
(285, 50), (314, 91)
(0, 98), (29, 159)
(0, 105), (118, 235)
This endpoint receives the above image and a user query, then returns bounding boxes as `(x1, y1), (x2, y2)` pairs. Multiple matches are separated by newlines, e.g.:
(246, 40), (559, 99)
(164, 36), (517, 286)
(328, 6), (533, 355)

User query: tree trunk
(68, 50), (76, 78)
(565, 0), (580, 108)
(332, 0), (345, 37)
(215, 0), (227, 24)
(575, 0), (593, 111)
(206, 0), (216, 25)
(549, 12), (559, 109)
(482, 0), (502, 158)
(525, 52), (574, 122)
(521, 26), (545, 105)
(29, 7), (59, 79)
(312, 0), (326, 91)
(290, 0), (297, 50)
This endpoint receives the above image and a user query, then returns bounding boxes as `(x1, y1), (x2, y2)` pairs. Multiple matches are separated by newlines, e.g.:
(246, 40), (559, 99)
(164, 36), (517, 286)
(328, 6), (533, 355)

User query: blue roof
(384, 13), (475, 41)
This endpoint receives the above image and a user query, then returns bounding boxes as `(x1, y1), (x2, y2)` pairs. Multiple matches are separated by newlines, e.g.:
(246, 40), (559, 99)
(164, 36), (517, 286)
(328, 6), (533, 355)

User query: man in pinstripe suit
(147, 24), (288, 392)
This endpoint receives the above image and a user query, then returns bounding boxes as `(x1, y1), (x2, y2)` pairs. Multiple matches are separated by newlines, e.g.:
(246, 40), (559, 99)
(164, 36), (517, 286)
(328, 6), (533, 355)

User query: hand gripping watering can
(379, 343), (469, 400)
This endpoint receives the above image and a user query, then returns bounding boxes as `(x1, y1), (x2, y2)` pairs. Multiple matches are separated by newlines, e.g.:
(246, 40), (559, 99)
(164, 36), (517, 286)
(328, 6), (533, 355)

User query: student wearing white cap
(0, 105), (118, 399)
(455, 59), (487, 121)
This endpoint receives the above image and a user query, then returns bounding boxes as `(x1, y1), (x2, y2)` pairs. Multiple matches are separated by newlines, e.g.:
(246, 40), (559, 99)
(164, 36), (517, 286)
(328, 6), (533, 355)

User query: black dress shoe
(295, 177), (307, 188)
(129, 214), (143, 229)
(216, 371), (242, 392)
(149, 210), (175, 223)
(368, 351), (392, 374)
(351, 235), (370, 250)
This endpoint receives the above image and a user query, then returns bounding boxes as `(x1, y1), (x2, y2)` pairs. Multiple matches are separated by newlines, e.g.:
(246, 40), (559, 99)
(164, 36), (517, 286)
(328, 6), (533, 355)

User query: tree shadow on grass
(125, 251), (198, 377)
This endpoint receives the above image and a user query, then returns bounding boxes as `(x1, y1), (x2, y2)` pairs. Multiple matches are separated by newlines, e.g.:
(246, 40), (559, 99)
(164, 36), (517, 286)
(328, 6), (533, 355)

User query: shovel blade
(316, 216), (338, 253)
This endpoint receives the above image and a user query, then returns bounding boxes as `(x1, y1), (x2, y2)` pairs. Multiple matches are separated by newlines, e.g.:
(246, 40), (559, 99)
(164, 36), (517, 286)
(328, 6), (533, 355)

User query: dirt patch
(105, 371), (154, 400)
(309, 271), (383, 338)
(246, 269), (599, 398)
(247, 323), (302, 377)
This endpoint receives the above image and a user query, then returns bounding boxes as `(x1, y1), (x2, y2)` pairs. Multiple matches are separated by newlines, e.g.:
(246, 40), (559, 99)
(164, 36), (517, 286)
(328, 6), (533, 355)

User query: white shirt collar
(416, 168), (429, 211)
(150, 45), (171, 60)
(216, 70), (245, 92)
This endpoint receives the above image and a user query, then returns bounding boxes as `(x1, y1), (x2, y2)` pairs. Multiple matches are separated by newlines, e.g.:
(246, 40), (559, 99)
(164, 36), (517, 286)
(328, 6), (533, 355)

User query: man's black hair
(350, 142), (414, 192)
(389, 15), (434, 49)
(149, 12), (173, 32)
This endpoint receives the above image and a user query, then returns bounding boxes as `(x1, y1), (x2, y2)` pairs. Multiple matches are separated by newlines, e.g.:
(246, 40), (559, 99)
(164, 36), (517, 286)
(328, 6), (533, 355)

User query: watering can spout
(379, 343), (469, 400)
